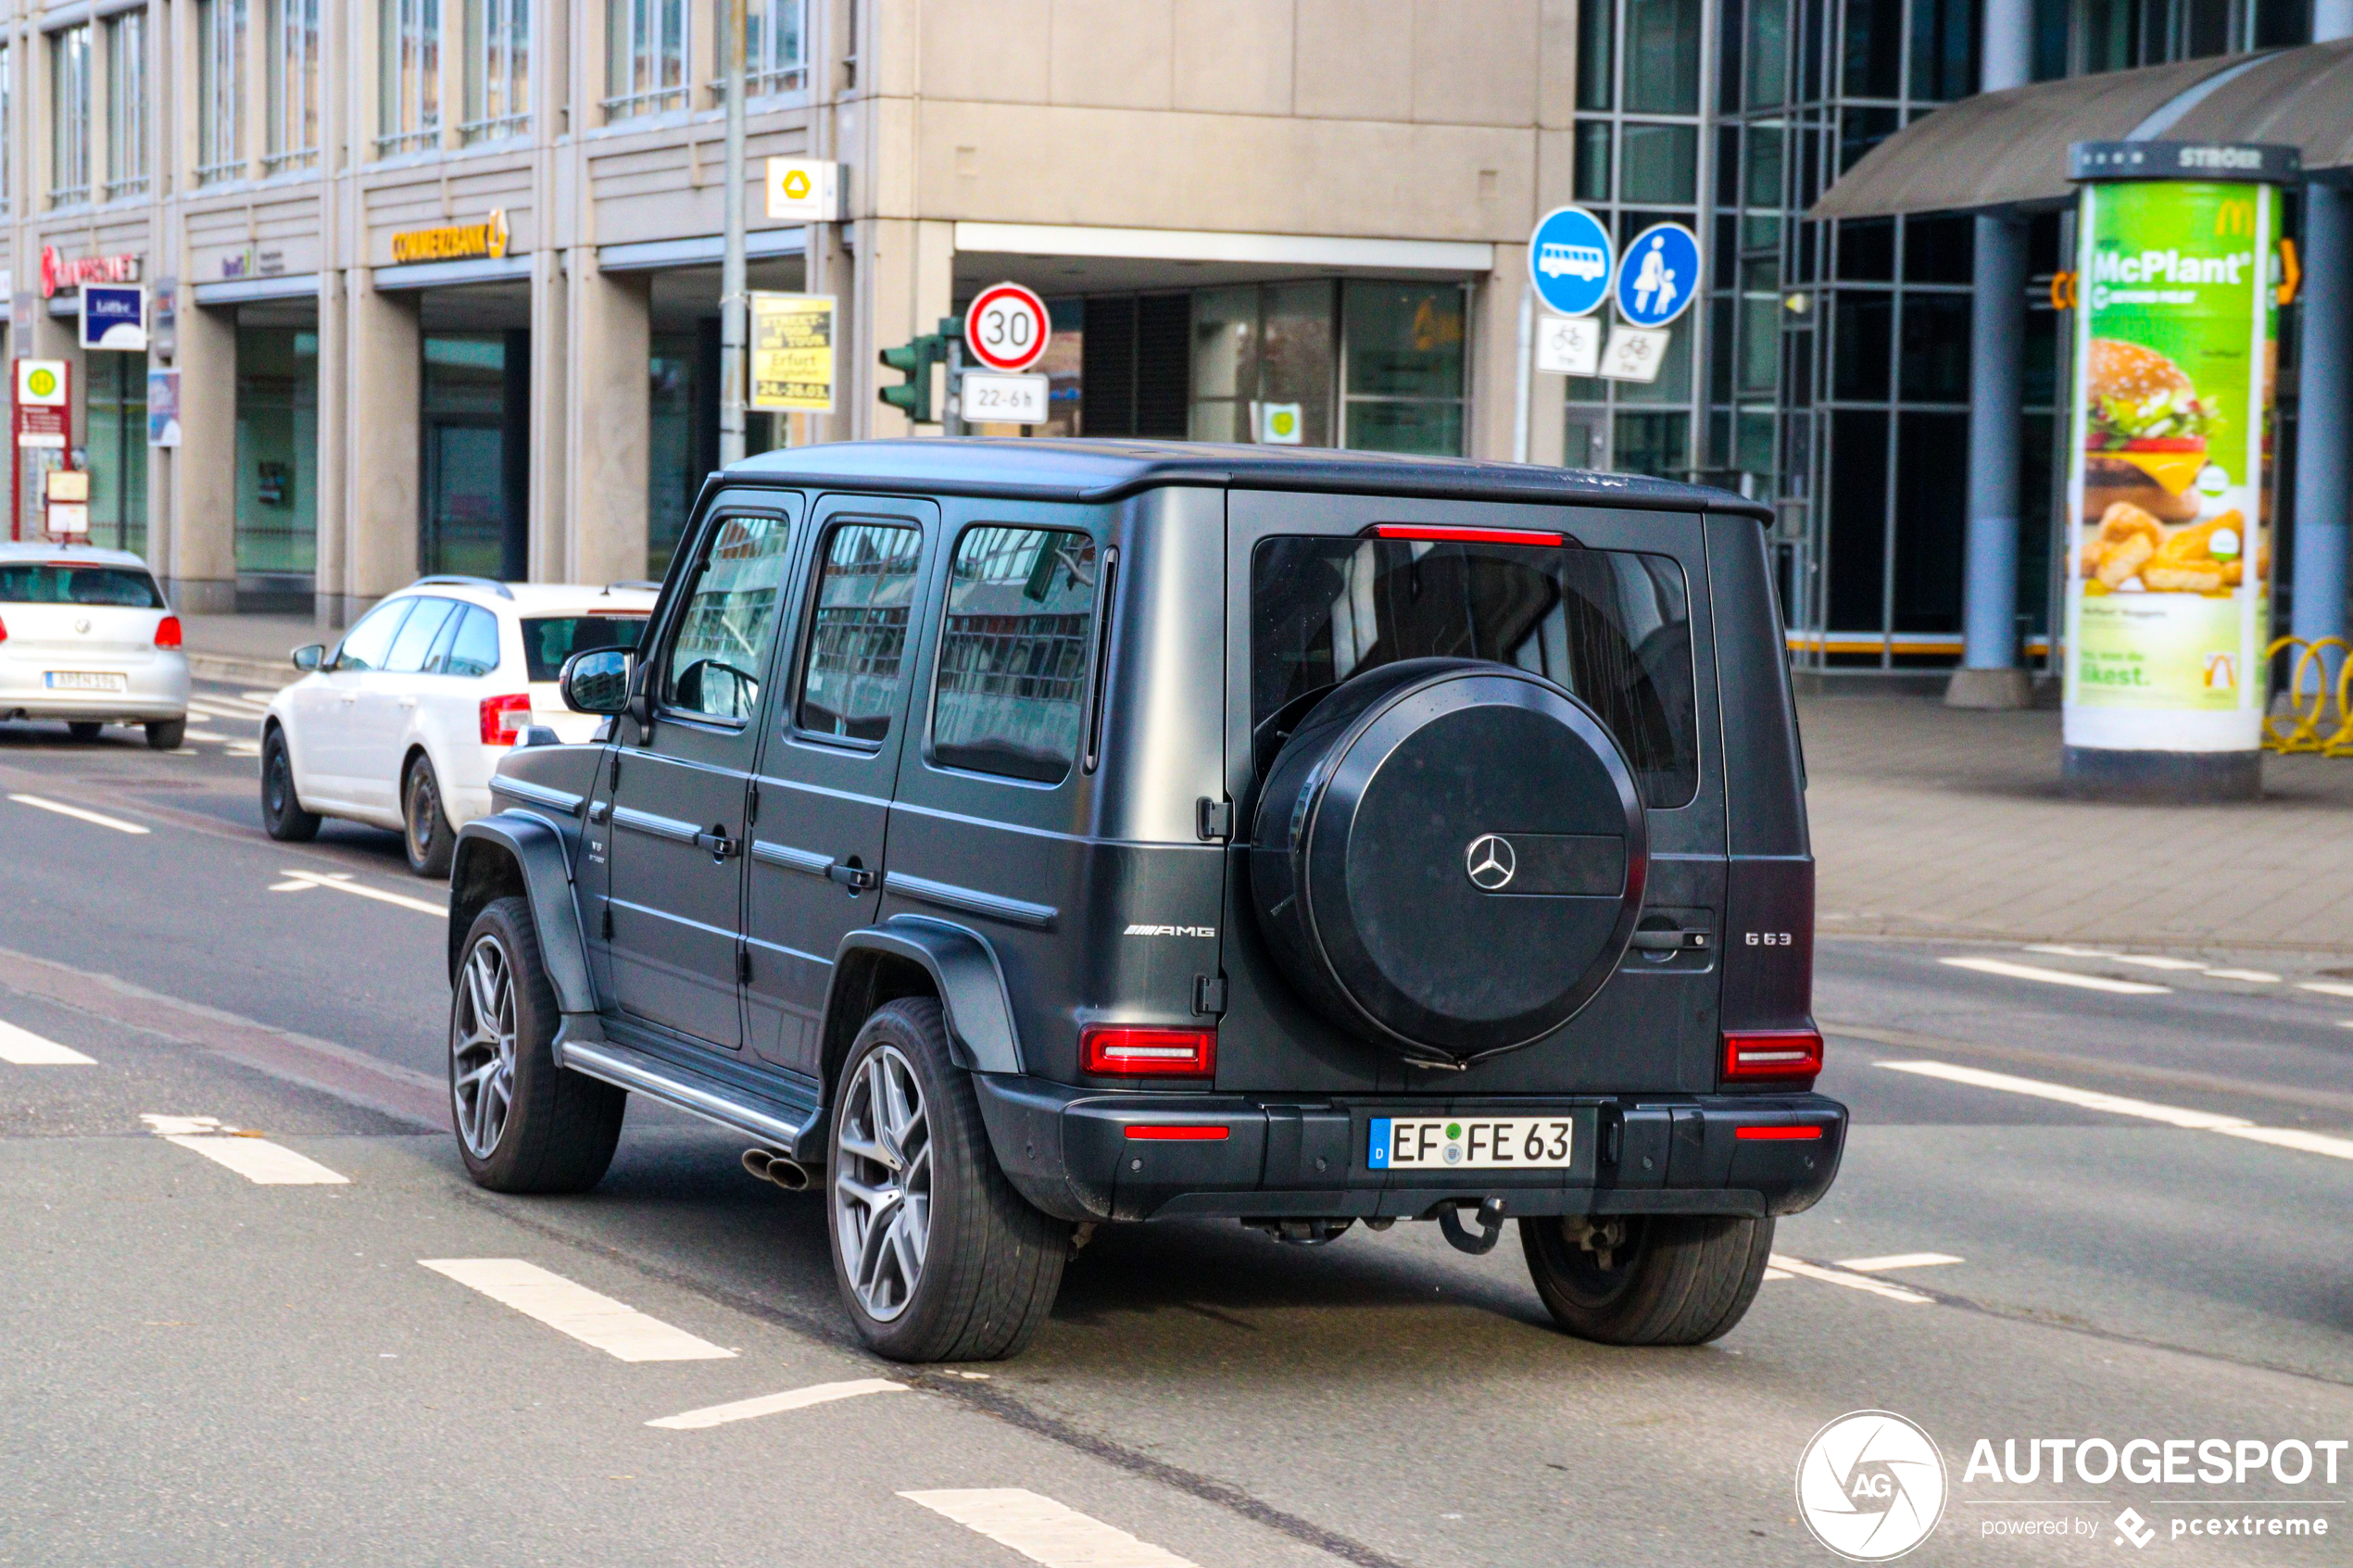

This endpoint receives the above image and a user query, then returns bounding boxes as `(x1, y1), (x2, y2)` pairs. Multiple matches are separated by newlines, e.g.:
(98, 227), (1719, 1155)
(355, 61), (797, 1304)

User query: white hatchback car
(261, 576), (657, 875)
(0, 543), (190, 748)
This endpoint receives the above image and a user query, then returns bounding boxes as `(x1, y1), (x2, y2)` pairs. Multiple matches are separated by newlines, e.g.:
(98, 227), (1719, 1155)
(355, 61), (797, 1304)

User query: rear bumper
(973, 1076), (1847, 1224)
(0, 657), (188, 721)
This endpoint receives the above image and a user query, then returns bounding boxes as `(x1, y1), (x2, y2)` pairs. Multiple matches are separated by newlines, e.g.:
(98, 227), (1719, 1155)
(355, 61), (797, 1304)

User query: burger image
(2083, 338), (2215, 522)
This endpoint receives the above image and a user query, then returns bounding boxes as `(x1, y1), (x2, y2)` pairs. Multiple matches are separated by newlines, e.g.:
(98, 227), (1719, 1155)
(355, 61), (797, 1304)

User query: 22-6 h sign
(963, 282), (1051, 373)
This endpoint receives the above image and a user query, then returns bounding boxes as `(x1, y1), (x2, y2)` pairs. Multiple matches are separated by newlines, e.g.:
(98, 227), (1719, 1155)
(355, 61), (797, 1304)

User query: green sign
(2063, 180), (2276, 754)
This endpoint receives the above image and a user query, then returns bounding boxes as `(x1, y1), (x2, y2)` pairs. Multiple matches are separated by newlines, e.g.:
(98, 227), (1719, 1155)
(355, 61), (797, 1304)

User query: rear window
(1251, 534), (1699, 808)
(521, 615), (648, 684)
(0, 563), (164, 608)
(930, 525), (1099, 784)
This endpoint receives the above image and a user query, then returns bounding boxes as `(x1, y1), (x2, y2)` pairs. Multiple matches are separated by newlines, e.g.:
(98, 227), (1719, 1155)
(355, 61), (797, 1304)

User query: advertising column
(2062, 142), (2294, 801)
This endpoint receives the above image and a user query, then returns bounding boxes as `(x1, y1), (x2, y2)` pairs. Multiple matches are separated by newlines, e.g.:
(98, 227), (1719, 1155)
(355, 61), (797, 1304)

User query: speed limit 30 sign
(963, 282), (1051, 373)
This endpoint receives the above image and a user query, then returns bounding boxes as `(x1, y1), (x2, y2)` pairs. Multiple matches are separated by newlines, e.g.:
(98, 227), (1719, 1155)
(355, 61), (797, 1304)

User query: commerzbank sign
(390, 210), (510, 265)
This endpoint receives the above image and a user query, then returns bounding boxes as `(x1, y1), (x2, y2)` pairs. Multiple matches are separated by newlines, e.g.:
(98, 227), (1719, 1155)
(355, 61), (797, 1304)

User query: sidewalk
(179, 613), (320, 686)
(1803, 696), (2353, 955)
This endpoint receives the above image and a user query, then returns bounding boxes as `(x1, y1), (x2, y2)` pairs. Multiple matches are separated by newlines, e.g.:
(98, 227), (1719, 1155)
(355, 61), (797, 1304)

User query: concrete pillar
(2296, 4), (2353, 684)
(855, 218), (953, 440)
(530, 252), (572, 582)
(339, 274), (422, 621)
(1945, 0), (2034, 709)
(568, 262), (650, 583)
(166, 303), (237, 612)
(315, 275), (347, 627)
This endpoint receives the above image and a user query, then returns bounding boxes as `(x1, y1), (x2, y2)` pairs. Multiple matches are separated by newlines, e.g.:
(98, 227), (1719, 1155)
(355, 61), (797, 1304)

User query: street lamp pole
(719, 0), (749, 469)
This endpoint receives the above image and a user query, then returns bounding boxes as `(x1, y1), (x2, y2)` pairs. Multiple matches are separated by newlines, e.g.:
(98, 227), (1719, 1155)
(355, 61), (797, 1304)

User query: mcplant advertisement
(2065, 179), (2275, 755)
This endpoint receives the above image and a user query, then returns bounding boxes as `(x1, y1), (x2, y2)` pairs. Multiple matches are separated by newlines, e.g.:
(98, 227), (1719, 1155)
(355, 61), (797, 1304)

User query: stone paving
(1803, 696), (2353, 954)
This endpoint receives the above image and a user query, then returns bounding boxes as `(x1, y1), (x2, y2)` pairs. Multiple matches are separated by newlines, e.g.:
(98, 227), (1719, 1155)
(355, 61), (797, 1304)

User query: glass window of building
(104, 12), (146, 200)
(745, 0), (807, 95)
(1341, 282), (1466, 456)
(51, 25), (92, 208)
(421, 335), (514, 578)
(196, 0), (245, 184)
(608, 0), (689, 119)
(379, 0), (442, 155)
(0, 44), (15, 216)
(463, 0), (530, 142)
(1189, 282), (1336, 447)
(268, 0), (322, 170)
(648, 335), (697, 575)
(234, 325), (320, 586)
(86, 355), (147, 556)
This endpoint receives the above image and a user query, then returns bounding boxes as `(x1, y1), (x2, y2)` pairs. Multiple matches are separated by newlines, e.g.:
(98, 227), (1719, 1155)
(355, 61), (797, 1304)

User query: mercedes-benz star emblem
(1465, 834), (1516, 891)
(73, 617), (91, 634)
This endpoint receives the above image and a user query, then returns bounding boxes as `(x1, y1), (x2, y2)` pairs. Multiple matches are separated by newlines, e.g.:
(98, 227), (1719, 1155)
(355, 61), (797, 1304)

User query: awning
(1813, 40), (2353, 220)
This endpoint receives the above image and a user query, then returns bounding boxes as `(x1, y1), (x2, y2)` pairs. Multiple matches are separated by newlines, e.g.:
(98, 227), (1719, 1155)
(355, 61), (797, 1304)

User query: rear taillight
(1733, 1123), (1825, 1141)
(1124, 1124), (1229, 1141)
(1080, 1025), (1216, 1078)
(154, 615), (182, 648)
(0, 614), (8, 644)
(479, 692), (532, 746)
(1722, 1029), (1824, 1085)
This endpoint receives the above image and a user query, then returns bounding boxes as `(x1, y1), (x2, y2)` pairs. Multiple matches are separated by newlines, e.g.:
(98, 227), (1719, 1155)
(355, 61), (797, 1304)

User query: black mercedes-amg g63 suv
(446, 440), (1841, 1362)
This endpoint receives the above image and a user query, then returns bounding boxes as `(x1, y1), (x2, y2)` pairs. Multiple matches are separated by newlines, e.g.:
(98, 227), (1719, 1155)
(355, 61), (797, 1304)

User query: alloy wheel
(451, 935), (518, 1160)
(833, 1043), (933, 1323)
(266, 746), (294, 818)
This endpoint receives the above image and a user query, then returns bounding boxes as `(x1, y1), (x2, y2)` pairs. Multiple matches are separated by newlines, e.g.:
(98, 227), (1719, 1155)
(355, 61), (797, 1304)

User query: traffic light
(877, 333), (947, 423)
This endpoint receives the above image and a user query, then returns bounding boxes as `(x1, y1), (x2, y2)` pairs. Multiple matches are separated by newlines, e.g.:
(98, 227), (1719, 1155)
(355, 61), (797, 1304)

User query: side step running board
(558, 1036), (815, 1150)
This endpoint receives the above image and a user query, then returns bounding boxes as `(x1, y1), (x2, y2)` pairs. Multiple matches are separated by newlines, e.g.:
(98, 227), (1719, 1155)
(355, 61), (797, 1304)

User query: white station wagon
(260, 576), (656, 874)
(0, 543), (190, 748)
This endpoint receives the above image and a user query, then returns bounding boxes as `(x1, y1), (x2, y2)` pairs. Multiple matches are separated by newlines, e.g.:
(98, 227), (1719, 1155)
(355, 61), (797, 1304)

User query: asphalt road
(1, 684), (2348, 1566)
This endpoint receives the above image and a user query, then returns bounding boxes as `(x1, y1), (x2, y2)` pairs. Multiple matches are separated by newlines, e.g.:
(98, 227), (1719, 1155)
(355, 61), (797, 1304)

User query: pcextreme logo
(1796, 1411), (1949, 1562)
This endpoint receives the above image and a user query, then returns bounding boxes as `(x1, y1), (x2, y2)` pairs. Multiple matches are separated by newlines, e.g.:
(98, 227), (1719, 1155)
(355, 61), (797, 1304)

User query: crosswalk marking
(2299, 981), (2353, 999)
(1877, 1059), (2353, 1160)
(2204, 967), (2281, 984)
(1836, 1252), (1963, 1273)
(2026, 944), (2202, 972)
(648, 1378), (904, 1430)
(6, 794), (150, 835)
(0, 1021), (95, 1065)
(419, 1259), (736, 1361)
(140, 1114), (349, 1185)
(1767, 1254), (1933, 1305)
(270, 869), (447, 917)
(901, 1490), (1201, 1568)
(1940, 956), (2168, 995)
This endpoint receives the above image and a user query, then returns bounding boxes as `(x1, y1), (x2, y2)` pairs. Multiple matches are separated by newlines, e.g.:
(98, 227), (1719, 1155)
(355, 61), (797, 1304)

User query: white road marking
(419, 1259), (736, 1361)
(185, 697), (259, 721)
(2299, 981), (2353, 999)
(2204, 967), (2281, 984)
(0, 1022), (95, 1065)
(1940, 955), (2168, 995)
(1766, 1254), (1933, 1304)
(139, 1113), (349, 1185)
(1836, 1252), (1963, 1273)
(1878, 1060), (2353, 1160)
(648, 1378), (905, 1430)
(271, 870), (447, 917)
(901, 1490), (1201, 1568)
(1760, 1265), (1793, 1281)
(226, 742), (260, 758)
(2026, 944), (2202, 972)
(6, 794), (150, 835)
(238, 691), (283, 705)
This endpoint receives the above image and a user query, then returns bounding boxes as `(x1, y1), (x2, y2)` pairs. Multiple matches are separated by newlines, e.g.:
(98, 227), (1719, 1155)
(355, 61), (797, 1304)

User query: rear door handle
(694, 827), (740, 861)
(1629, 929), (1710, 951)
(825, 863), (877, 891)
(397, 697), (418, 709)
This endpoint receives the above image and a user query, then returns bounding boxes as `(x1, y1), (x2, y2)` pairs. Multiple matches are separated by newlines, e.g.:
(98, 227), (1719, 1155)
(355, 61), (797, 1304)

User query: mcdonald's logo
(2215, 199), (2254, 237)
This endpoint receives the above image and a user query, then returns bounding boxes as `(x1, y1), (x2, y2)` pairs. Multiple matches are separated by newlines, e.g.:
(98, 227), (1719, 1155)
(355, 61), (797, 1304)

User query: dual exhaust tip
(741, 1147), (812, 1192)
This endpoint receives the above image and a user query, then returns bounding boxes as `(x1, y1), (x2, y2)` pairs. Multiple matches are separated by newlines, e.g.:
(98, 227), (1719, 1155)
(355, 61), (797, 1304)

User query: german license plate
(1367, 1116), (1574, 1171)
(44, 671), (126, 692)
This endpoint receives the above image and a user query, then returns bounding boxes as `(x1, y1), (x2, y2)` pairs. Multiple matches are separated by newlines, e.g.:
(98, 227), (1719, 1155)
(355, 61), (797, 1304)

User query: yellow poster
(749, 293), (837, 412)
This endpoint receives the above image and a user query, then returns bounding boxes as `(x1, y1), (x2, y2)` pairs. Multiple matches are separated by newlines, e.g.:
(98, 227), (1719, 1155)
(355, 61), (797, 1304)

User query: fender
(830, 915), (1023, 1075)
(450, 813), (598, 1021)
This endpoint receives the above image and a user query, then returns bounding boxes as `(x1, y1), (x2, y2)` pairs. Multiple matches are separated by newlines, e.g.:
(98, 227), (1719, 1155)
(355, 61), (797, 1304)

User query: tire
(1520, 1212), (1775, 1347)
(145, 719), (185, 751)
(403, 755), (457, 878)
(66, 721), (103, 742)
(449, 895), (626, 1194)
(260, 727), (321, 843)
(829, 997), (1068, 1362)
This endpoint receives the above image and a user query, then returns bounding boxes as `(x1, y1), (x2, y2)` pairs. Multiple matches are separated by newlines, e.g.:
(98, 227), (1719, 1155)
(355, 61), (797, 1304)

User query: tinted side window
(444, 606), (502, 677)
(664, 513), (794, 722)
(384, 598), (459, 673)
(931, 526), (1098, 784)
(334, 599), (416, 671)
(1251, 536), (1699, 808)
(795, 522), (925, 744)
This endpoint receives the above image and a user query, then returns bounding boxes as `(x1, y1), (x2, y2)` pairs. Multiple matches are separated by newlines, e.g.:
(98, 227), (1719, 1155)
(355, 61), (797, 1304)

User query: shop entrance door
(423, 417), (505, 578)
(419, 329), (528, 580)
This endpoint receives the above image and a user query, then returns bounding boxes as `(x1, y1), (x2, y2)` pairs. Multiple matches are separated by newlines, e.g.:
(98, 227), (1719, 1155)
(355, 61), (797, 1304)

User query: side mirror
(560, 647), (633, 715)
(292, 644), (325, 672)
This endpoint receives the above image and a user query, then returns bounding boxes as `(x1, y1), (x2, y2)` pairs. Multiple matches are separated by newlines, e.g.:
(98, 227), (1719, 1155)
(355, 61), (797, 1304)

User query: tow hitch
(1438, 1196), (1510, 1255)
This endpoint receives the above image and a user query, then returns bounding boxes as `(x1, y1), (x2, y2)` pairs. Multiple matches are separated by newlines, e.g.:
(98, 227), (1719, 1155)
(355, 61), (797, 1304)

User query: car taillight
(1369, 522), (1567, 546)
(1722, 1029), (1824, 1085)
(1080, 1025), (1216, 1078)
(154, 615), (182, 648)
(0, 614), (8, 644)
(1733, 1123), (1825, 1141)
(479, 692), (532, 745)
(1124, 1124), (1229, 1141)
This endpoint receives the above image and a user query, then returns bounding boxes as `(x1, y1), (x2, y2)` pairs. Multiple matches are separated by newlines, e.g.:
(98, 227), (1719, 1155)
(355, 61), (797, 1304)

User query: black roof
(724, 439), (1769, 521)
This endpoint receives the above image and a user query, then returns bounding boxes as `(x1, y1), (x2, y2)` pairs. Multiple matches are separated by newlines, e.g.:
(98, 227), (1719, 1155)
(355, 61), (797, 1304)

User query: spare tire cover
(1250, 658), (1648, 1063)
